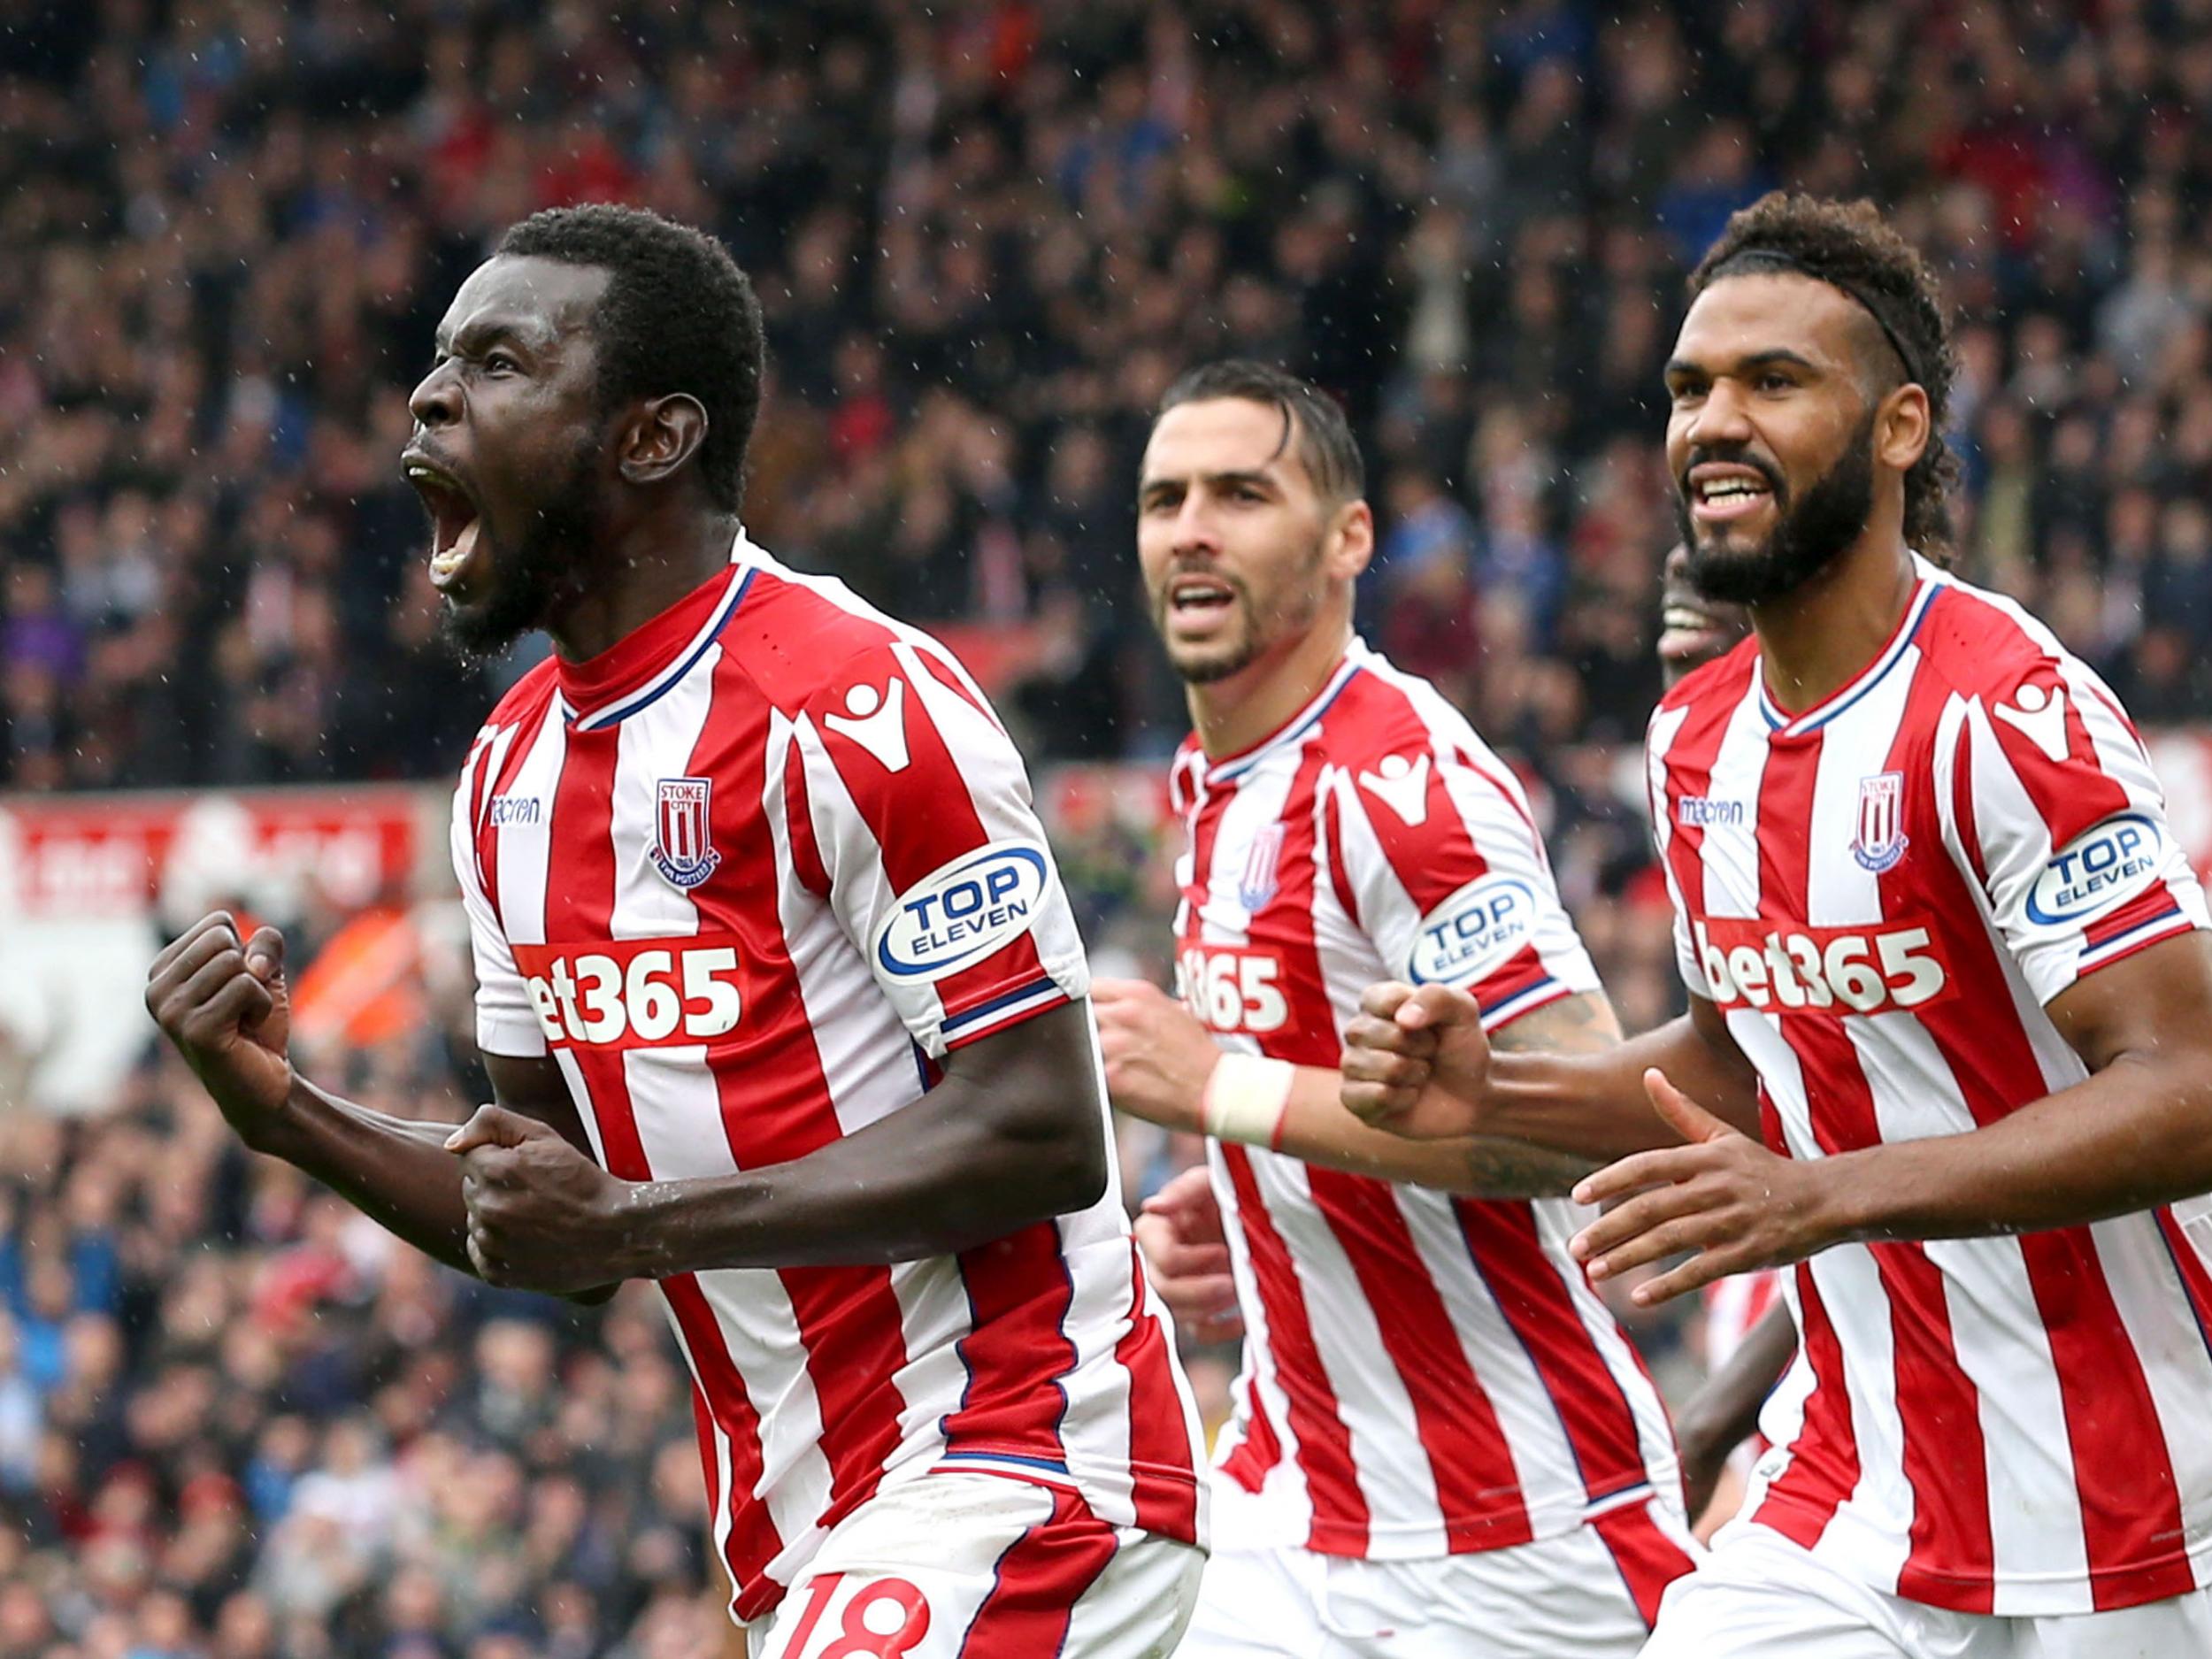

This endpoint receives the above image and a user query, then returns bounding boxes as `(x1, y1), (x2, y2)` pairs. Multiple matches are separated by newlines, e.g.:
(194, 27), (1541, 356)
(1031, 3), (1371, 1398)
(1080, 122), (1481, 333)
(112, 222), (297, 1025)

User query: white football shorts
(742, 1471), (1202, 1659)
(1177, 1493), (1698, 1658)
(1640, 1520), (2212, 1659)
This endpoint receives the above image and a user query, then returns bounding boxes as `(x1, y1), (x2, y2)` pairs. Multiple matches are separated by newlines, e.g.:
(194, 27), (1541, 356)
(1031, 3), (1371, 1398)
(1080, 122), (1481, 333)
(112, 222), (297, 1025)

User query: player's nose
(1168, 495), (1222, 557)
(407, 360), (462, 431)
(1685, 380), (1755, 448)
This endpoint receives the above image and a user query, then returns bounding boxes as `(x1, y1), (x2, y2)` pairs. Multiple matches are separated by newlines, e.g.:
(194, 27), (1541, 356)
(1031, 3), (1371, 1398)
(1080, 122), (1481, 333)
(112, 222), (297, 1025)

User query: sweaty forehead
(1672, 272), (1870, 376)
(1141, 397), (1300, 483)
(438, 256), (611, 348)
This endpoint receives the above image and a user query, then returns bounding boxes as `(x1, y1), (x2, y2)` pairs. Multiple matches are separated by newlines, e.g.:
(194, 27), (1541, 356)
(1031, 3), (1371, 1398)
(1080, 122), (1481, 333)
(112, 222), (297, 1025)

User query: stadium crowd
(11, 0), (2212, 1653)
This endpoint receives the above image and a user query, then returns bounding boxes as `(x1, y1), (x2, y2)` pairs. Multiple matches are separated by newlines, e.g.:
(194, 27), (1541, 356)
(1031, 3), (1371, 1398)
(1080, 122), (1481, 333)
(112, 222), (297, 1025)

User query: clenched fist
(1339, 980), (1496, 1140)
(445, 1103), (643, 1294)
(145, 912), (296, 1146)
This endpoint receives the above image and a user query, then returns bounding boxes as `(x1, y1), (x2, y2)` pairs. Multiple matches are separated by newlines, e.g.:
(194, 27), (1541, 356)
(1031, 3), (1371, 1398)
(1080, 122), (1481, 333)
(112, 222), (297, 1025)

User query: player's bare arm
(1670, 1300), (1796, 1525)
(1340, 978), (1762, 1154)
(1571, 930), (2212, 1307)
(1097, 976), (1601, 1196)
(146, 910), (614, 1295)
(495, 997), (1108, 1286)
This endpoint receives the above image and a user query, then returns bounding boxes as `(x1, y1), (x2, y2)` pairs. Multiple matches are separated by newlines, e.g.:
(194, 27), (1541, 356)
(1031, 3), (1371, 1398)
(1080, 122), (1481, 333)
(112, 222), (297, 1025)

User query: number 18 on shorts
(745, 1475), (1202, 1659)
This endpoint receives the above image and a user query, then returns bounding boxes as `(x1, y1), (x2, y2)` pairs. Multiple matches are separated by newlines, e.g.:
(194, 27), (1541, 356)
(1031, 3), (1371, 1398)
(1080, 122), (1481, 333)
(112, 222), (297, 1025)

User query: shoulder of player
(1321, 653), (1496, 777)
(482, 656), (562, 729)
(1914, 576), (2068, 693)
(455, 659), (560, 789)
(722, 564), (983, 719)
(1655, 633), (1760, 717)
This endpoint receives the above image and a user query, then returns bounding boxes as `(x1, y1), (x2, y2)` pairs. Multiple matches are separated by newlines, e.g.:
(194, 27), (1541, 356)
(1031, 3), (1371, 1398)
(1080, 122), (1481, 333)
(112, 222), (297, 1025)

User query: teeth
(430, 517), (480, 582)
(1699, 479), (1766, 502)
(1663, 607), (1713, 629)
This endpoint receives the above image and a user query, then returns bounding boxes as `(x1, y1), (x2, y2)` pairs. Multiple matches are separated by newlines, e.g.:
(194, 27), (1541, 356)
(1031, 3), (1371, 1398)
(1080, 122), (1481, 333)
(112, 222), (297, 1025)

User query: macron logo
(823, 678), (910, 772)
(1678, 796), (1744, 827)
(1357, 754), (1431, 826)
(1993, 682), (2070, 764)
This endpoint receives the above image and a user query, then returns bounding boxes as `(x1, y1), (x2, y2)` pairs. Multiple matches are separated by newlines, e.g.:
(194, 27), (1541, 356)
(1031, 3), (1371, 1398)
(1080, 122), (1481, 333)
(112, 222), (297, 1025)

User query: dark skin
(147, 254), (1109, 1298)
(1671, 1290), (1799, 1524)
(1343, 271), (2212, 1310)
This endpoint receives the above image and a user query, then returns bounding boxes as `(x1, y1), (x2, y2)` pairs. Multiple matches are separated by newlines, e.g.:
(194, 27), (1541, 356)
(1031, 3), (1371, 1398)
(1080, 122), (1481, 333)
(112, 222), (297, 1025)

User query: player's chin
(437, 583), (531, 660)
(1167, 634), (1258, 687)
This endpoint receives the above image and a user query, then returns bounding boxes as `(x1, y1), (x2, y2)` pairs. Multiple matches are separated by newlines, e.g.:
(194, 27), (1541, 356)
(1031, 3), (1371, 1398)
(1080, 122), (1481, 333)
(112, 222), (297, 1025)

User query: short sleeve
(795, 639), (1089, 1058)
(1952, 658), (2208, 1006)
(450, 744), (548, 1058)
(1330, 742), (1598, 1031)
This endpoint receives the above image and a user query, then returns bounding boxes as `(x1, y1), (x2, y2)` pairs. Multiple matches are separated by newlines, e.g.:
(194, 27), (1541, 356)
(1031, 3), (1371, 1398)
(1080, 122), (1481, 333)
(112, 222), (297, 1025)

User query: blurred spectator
(4, 2), (2210, 786)
(0, 1053), (720, 1655)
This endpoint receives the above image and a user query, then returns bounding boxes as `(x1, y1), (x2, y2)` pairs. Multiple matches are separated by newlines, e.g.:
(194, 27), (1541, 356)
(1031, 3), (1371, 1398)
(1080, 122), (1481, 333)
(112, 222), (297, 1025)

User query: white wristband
(1202, 1054), (1295, 1149)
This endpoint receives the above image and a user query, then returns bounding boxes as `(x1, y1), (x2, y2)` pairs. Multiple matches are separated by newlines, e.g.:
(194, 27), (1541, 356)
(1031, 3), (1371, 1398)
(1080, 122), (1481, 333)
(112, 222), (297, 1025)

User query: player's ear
(1327, 498), (1376, 583)
(618, 393), (710, 488)
(1876, 381), (1931, 477)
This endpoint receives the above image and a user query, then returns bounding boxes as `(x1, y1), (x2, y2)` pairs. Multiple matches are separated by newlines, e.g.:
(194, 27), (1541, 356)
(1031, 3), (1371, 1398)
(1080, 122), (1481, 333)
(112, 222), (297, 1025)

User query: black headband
(1708, 250), (1927, 389)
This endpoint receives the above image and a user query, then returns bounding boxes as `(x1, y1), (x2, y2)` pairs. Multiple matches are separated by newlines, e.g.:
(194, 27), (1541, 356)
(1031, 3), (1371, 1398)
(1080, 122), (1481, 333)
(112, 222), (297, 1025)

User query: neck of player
(1187, 605), (1354, 760)
(1747, 511), (1920, 718)
(547, 509), (744, 664)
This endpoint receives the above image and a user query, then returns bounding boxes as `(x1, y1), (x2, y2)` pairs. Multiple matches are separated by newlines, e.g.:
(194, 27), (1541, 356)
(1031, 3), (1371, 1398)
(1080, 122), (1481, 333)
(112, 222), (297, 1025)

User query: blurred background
(9, 1), (2212, 1654)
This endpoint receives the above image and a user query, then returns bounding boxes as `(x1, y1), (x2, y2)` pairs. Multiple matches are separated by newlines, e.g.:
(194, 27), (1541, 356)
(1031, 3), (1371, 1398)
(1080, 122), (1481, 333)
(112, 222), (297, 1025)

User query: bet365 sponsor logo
(874, 841), (1051, 981)
(1694, 917), (1953, 1015)
(512, 937), (744, 1049)
(1177, 945), (1289, 1034)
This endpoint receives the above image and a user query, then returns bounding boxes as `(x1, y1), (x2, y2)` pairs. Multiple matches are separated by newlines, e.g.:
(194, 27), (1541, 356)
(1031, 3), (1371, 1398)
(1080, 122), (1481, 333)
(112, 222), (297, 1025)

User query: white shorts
(1179, 1495), (1700, 1658)
(742, 1472), (1202, 1659)
(1641, 1522), (2212, 1659)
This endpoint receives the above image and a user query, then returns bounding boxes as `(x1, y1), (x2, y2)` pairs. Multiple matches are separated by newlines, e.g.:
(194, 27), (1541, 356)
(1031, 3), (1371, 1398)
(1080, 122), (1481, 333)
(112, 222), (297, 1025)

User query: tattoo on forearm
(1455, 1135), (1598, 1196)
(1488, 990), (1624, 1057)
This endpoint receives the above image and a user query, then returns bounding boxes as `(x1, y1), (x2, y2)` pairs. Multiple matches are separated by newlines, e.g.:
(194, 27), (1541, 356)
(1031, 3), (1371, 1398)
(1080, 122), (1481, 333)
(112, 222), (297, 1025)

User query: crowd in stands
(0, 1010), (735, 1659)
(10, 0), (2212, 797)
(11, 0), (2212, 1652)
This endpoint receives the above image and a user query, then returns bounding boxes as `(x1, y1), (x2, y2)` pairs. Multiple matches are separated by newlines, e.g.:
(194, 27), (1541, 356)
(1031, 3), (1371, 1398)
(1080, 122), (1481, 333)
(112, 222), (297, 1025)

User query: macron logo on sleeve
(1993, 682), (2070, 764)
(1357, 754), (1431, 825)
(823, 678), (910, 772)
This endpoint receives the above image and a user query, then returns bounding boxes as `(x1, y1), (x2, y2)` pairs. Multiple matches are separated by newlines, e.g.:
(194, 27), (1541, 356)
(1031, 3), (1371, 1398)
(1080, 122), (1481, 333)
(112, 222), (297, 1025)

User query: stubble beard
(1160, 535), (1328, 687)
(441, 442), (602, 662)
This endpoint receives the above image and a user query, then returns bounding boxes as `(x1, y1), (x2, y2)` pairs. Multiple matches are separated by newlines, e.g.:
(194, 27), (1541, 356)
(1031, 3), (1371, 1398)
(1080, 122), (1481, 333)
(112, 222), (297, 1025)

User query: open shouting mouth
(403, 450), (485, 594)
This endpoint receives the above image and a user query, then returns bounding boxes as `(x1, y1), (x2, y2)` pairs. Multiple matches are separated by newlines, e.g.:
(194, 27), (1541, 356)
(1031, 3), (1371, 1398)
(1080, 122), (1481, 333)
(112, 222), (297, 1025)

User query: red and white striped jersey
(449, 535), (1205, 1623)
(1170, 640), (1681, 1559)
(1702, 1269), (1786, 1375)
(1649, 556), (2212, 1617)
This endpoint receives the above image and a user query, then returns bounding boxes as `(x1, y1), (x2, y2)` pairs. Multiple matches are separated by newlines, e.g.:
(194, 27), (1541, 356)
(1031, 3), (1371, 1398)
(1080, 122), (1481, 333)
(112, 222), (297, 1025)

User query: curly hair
(1156, 359), (1366, 503)
(1689, 193), (1961, 556)
(497, 204), (763, 513)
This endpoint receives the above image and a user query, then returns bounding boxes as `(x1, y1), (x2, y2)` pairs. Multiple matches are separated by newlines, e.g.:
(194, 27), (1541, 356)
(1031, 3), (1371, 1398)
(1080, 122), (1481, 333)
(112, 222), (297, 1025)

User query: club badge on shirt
(1239, 822), (1285, 912)
(1852, 771), (1909, 873)
(652, 776), (722, 891)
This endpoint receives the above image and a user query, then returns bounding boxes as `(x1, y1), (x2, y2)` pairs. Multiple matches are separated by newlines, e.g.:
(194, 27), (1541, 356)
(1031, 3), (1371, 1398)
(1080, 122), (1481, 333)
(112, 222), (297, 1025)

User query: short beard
(1159, 539), (1326, 686)
(441, 445), (600, 661)
(1677, 411), (1877, 608)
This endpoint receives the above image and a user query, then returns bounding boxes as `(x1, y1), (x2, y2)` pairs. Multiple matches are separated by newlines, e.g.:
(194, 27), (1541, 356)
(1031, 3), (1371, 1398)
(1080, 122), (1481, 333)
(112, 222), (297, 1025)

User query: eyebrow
(1664, 348), (1824, 380)
(434, 316), (554, 357)
(1139, 467), (1282, 498)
